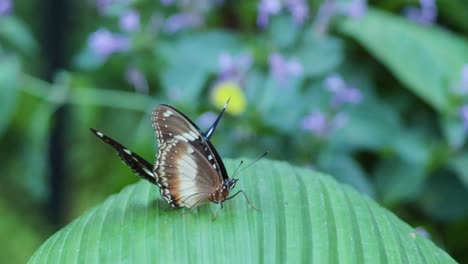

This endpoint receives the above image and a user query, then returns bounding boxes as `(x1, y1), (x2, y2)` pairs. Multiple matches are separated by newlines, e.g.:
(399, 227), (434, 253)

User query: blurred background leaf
(0, 56), (19, 137)
(338, 8), (468, 113)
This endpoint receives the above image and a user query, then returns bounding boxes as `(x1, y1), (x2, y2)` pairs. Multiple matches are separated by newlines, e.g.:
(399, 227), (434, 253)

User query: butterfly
(91, 100), (257, 212)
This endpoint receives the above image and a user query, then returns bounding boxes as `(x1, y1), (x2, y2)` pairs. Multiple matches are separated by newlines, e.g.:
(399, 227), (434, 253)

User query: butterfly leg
(226, 190), (261, 212)
(203, 98), (230, 140)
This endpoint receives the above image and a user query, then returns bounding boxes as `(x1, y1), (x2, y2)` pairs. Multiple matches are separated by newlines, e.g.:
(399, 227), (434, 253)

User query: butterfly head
(225, 178), (238, 190)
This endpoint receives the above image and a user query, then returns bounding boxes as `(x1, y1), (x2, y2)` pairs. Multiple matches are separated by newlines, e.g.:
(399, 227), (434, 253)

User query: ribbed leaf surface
(29, 159), (455, 263)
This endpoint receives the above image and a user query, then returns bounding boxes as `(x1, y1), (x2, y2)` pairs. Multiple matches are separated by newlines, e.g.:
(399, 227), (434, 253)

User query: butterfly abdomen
(211, 186), (229, 203)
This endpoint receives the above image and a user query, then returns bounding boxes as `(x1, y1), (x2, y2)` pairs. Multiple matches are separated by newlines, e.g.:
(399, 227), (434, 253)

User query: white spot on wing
(163, 110), (173, 117)
(189, 131), (198, 139)
(96, 131), (104, 137)
(175, 135), (188, 142)
(142, 167), (154, 177)
(181, 132), (196, 141)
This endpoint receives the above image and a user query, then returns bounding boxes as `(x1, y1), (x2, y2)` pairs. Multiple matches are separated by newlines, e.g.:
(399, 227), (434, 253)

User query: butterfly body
(91, 101), (245, 211)
(211, 178), (238, 203)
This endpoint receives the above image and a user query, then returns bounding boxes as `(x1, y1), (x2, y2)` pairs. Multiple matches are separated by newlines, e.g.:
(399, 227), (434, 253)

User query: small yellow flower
(211, 80), (247, 115)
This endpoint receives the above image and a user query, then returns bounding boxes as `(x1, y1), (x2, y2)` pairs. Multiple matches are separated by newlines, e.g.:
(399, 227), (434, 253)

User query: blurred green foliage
(1, 0), (468, 262)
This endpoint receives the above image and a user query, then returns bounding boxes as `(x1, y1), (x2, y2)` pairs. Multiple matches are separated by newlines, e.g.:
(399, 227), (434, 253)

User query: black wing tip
(224, 97), (231, 108)
(90, 128), (103, 137)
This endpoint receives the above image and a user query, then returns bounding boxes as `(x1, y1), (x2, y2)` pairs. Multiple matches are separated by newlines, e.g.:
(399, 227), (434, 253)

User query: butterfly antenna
(204, 97), (230, 140)
(235, 152), (268, 177)
(232, 160), (244, 178)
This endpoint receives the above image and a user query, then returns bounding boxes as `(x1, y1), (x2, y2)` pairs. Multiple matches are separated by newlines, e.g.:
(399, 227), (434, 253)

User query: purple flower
(119, 9), (140, 32)
(196, 112), (218, 130)
(324, 73), (363, 107)
(219, 53), (235, 75)
(168, 87), (184, 101)
(313, 0), (337, 35)
(342, 0), (367, 18)
(460, 105), (468, 132)
(304, 163), (317, 171)
(301, 110), (349, 137)
(301, 110), (329, 137)
(269, 53), (303, 85)
(328, 0), (368, 18)
(325, 73), (346, 93)
(453, 65), (468, 95)
(88, 28), (130, 59)
(285, 0), (309, 24)
(461, 65), (468, 90)
(314, 0), (366, 35)
(96, 0), (110, 14)
(333, 86), (363, 106)
(0, 0), (12, 16)
(404, 0), (437, 25)
(257, 0), (310, 28)
(218, 52), (252, 81)
(257, 0), (283, 28)
(414, 226), (431, 239)
(164, 13), (203, 33)
(257, 0), (311, 28)
(125, 66), (148, 94)
(331, 111), (349, 129)
(95, 0), (131, 15)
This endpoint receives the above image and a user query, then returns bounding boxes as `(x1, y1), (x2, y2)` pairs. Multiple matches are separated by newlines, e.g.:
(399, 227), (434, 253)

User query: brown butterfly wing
(152, 105), (225, 208)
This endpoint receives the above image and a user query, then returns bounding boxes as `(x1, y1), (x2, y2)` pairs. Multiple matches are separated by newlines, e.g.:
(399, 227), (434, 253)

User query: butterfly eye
(228, 178), (238, 189)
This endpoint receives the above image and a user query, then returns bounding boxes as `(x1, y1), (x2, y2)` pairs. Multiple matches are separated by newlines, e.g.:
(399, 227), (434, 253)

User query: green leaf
(0, 17), (38, 56)
(244, 70), (306, 133)
(156, 30), (242, 103)
(293, 34), (344, 77)
(73, 45), (106, 70)
(268, 15), (300, 49)
(338, 8), (468, 112)
(22, 104), (53, 200)
(441, 116), (466, 149)
(318, 151), (375, 197)
(391, 129), (431, 165)
(29, 159), (455, 263)
(336, 100), (400, 150)
(374, 158), (426, 205)
(157, 30), (242, 73)
(420, 171), (468, 222)
(0, 198), (42, 264)
(449, 153), (468, 190)
(439, 0), (468, 33)
(259, 78), (306, 133)
(0, 56), (19, 137)
(160, 62), (207, 104)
